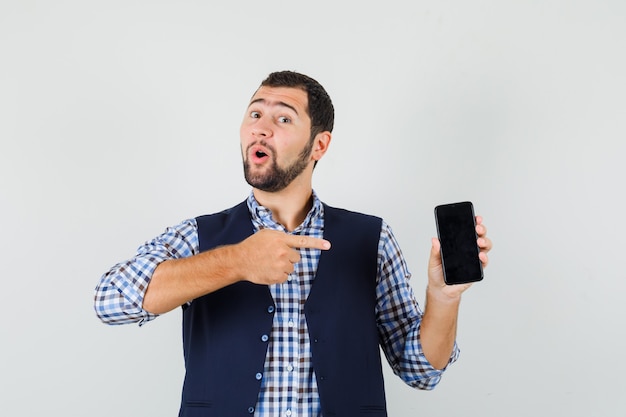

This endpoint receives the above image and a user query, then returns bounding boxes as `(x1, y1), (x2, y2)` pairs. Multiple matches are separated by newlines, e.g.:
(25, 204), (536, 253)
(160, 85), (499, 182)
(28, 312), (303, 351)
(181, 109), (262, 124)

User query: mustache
(246, 139), (276, 156)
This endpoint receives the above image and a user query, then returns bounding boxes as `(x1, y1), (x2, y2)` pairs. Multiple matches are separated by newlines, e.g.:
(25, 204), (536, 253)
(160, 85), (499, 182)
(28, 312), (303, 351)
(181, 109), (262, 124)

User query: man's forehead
(250, 86), (308, 112)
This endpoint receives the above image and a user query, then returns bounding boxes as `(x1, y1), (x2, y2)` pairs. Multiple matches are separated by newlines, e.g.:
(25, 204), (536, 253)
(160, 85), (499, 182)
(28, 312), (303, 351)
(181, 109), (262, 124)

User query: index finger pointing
(286, 235), (331, 250)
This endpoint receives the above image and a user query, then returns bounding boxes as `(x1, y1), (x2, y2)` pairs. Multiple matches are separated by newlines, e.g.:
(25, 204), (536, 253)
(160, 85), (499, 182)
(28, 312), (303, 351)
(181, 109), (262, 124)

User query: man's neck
(253, 182), (314, 232)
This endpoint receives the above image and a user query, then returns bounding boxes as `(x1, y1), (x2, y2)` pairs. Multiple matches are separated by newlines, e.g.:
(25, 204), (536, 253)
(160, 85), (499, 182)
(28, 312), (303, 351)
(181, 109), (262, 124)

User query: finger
(287, 248), (301, 264)
(285, 234), (331, 250)
(475, 222), (487, 237)
(477, 236), (493, 251)
(479, 251), (489, 268)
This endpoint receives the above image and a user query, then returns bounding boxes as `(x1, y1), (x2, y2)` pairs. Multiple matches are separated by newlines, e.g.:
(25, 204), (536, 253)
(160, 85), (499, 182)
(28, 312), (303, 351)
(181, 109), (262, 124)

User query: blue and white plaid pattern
(94, 218), (199, 325)
(248, 194), (324, 417)
(94, 191), (459, 415)
(375, 222), (460, 390)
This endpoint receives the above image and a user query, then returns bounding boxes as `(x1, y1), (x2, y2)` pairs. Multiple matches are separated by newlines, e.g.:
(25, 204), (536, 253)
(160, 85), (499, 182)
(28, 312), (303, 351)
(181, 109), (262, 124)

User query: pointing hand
(237, 229), (331, 285)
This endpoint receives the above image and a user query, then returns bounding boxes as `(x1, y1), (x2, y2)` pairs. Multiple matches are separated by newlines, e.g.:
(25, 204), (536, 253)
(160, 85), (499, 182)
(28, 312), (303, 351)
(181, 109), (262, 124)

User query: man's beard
(243, 139), (314, 192)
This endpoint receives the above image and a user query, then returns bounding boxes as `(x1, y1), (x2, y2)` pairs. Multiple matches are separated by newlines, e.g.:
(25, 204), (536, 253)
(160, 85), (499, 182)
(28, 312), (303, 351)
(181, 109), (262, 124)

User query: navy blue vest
(179, 201), (386, 417)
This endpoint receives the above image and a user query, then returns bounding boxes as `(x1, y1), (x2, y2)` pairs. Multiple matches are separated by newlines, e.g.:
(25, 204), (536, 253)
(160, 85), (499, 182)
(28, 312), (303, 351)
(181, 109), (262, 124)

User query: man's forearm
(142, 244), (243, 314)
(142, 228), (331, 314)
(419, 287), (461, 370)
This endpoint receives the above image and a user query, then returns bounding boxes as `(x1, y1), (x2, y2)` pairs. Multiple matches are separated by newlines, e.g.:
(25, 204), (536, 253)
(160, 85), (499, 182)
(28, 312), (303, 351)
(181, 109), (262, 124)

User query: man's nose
(252, 118), (272, 137)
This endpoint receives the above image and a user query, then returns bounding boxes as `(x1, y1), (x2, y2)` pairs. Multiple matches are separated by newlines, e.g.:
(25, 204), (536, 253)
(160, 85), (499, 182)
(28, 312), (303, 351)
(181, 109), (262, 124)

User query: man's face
(240, 86), (315, 192)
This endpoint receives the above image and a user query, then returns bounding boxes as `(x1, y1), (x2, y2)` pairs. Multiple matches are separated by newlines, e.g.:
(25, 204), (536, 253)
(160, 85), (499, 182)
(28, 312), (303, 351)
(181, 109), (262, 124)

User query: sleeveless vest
(178, 201), (387, 417)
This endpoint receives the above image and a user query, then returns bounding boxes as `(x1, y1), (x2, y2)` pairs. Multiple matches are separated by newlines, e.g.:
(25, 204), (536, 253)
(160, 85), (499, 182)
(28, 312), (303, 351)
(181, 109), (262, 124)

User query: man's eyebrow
(248, 98), (299, 115)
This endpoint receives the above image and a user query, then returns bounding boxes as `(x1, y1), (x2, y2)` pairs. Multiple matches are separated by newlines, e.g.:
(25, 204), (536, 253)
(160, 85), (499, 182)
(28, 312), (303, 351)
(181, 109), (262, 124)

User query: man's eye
(278, 116), (291, 123)
(250, 111), (261, 118)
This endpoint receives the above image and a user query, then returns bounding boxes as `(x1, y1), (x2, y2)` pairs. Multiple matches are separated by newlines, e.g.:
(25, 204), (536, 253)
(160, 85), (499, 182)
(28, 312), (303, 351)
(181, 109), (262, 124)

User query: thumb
(429, 237), (442, 266)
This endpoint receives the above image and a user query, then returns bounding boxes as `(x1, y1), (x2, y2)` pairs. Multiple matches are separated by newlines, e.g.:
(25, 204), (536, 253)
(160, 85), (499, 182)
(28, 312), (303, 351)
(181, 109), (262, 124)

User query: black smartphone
(434, 201), (483, 285)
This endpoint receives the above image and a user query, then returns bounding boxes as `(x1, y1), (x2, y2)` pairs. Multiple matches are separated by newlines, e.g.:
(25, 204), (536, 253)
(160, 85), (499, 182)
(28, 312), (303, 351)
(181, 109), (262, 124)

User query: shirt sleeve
(375, 221), (460, 390)
(94, 218), (200, 326)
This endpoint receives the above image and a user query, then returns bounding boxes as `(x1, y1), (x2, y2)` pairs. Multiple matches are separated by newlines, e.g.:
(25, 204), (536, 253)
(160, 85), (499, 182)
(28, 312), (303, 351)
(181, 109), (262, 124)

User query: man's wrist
(426, 285), (462, 305)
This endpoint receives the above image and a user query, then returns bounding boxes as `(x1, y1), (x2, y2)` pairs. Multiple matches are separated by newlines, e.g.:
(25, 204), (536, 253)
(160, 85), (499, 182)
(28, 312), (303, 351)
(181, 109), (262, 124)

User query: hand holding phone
(434, 201), (484, 285)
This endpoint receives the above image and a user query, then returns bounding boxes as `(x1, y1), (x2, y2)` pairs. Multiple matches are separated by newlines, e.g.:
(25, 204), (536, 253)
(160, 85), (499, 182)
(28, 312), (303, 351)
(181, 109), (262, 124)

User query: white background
(1, 1), (625, 416)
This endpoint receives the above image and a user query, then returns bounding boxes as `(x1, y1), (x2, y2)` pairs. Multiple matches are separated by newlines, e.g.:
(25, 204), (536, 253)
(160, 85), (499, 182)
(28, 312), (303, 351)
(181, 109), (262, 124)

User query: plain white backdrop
(1, 1), (625, 416)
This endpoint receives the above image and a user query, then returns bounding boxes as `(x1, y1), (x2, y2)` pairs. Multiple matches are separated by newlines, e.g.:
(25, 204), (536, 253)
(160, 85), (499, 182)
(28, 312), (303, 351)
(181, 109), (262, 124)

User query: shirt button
(288, 319), (294, 328)
(255, 372), (263, 380)
(261, 334), (269, 342)
(285, 410), (292, 416)
(287, 364), (294, 372)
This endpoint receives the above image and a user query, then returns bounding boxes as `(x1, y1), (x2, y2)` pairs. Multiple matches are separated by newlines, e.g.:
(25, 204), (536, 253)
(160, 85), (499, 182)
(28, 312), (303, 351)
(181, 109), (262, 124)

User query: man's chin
(245, 174), (280, 192)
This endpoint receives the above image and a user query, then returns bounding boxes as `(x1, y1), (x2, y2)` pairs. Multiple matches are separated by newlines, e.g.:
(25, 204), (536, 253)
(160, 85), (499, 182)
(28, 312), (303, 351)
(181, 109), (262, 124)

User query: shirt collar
(246, 190), (324, 232)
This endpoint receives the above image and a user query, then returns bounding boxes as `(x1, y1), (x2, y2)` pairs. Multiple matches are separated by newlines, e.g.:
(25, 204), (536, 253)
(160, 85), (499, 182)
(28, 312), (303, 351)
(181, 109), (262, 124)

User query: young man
(95, 71), (492, 417)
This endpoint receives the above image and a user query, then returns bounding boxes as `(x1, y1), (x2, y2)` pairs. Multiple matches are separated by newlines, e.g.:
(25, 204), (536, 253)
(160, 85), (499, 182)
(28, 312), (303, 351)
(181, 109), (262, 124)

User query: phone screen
(434, 201), (483, 285)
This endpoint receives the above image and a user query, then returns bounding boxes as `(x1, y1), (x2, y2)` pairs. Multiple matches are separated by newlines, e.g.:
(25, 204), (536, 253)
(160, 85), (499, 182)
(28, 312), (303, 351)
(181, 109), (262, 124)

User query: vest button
(261, 334), (269, 342)
(267, 305), (275, 313)
(248, 406), (255, 413)
(255, 372), (263, 380)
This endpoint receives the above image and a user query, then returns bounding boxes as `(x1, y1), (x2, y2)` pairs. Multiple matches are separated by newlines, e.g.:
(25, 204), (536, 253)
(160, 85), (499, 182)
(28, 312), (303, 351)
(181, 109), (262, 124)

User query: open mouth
(249, 145), (272, 164)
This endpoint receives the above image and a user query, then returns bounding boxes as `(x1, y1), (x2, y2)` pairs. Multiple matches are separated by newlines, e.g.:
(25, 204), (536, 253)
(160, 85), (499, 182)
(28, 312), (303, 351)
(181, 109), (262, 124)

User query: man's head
(240, 71), (333, 193)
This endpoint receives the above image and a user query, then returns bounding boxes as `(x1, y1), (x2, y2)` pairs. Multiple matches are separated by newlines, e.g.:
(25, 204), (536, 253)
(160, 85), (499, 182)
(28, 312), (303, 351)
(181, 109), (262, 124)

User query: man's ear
(311, 131), (332, 162)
